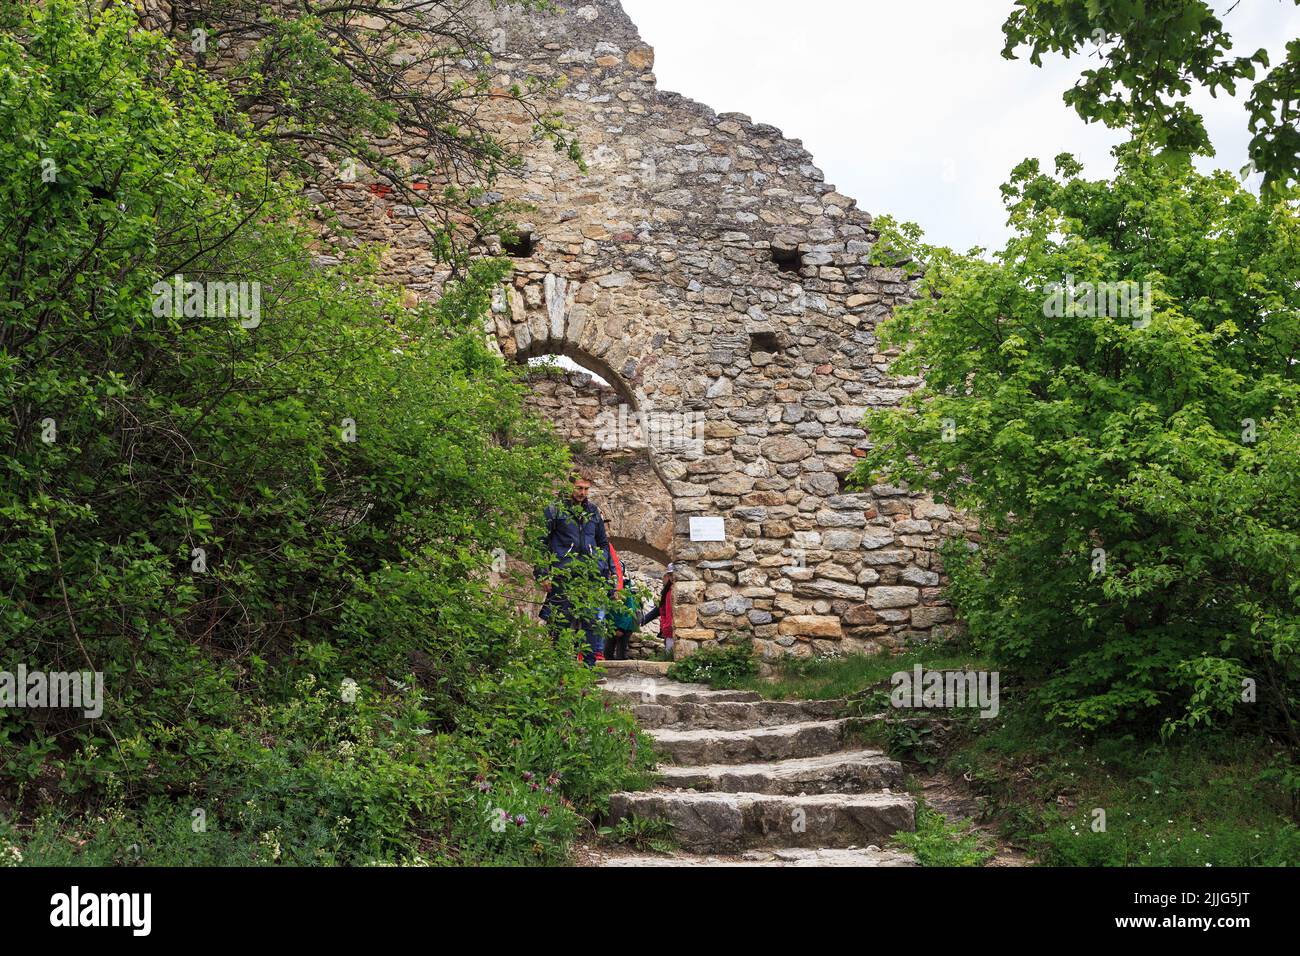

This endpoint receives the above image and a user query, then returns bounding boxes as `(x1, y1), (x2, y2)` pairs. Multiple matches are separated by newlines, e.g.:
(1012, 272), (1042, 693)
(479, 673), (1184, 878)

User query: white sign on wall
(689, 516), (726, 542)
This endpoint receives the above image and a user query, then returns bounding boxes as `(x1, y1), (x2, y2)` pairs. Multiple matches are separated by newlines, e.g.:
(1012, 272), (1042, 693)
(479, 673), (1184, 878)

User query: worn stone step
(601, 675), (762, 706)
(630, 697), (845, 730)
(658, 749), (904, 795)
(607, 790), (916, 852)
(648, 718), (866, 765)
(596, 659), (671, 676)
(597, 846), (915, 867)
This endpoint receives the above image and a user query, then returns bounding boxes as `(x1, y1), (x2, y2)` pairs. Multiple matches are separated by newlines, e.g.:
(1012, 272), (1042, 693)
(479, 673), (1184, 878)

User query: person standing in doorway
(538, 472), (613, 666)
(642, 564), (676, 661)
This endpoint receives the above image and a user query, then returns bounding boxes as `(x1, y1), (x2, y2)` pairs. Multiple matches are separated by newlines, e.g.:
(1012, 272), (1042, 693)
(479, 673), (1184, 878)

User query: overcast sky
(620, 0), (1299, 252)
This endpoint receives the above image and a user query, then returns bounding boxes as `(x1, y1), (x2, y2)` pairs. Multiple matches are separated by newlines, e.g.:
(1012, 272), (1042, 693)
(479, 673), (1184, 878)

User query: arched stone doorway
(516, 356), (675, 549)
(512, 334), (678, 658)
(608, 537), (670, 658)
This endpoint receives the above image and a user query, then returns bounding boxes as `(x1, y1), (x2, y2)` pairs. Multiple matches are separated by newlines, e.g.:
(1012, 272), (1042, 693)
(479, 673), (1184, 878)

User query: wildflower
(513, 814), (527, 827)
(474, 774), (491, 793)
(540, 806), (551, 818)
(522, 771), (534, 782)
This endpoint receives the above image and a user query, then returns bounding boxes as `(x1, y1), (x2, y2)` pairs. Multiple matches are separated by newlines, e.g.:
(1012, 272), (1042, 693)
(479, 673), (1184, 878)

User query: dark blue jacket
(540, 500), (612, 580)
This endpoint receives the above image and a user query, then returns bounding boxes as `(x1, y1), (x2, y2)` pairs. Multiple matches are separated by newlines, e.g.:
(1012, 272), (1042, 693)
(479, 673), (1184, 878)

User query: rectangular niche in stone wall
(749, 331), (781, 354)
(502, 230), (536, 258)
(771, 245), (803, 273)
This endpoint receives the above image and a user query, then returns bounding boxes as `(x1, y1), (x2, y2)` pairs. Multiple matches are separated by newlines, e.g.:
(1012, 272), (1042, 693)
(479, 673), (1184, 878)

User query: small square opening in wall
(750, 331), (781, 354)
(771, 245), (802, 273)
(502, 231), (536, 258)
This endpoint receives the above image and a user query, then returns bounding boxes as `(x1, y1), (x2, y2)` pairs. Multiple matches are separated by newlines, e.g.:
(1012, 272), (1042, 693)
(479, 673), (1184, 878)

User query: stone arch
(512, 337), (676, 566)
(609, 535), (670, 566)
(515, 337), (637, 409)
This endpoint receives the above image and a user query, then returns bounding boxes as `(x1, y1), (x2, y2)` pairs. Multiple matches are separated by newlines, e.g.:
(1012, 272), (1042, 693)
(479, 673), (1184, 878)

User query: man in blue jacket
(538, 473), (613, 666)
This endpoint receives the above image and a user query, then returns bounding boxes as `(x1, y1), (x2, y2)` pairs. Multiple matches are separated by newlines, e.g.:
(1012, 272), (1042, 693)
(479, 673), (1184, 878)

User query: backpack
(610, 589), (640, 633)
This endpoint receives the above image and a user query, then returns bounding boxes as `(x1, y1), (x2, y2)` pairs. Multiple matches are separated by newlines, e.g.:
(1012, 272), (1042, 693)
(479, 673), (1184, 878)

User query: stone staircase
(597, 663), (917, 866)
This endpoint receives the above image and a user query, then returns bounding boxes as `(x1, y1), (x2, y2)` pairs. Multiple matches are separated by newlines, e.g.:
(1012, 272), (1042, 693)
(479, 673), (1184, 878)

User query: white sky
(621, 0), (1299, 252)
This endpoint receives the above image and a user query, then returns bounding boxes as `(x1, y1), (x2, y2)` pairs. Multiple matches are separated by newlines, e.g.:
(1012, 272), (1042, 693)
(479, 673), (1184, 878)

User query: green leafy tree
(1002, 0), (1299, 192)
(855, 144), (1300, 743)
(0, 0), (647, 864)
(140, 0), (582, 270)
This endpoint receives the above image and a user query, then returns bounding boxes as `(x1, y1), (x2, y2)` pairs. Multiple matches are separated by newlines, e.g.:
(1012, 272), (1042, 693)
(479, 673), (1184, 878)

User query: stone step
(658, 749), (904, 795)
(598, 846), (915, 867)
(601, 675), (762, 705)
(607, 790), (916, 852)
(648, 718), (866, 765)
(629, 697), (845, 730)
(597, 659), (670, 676)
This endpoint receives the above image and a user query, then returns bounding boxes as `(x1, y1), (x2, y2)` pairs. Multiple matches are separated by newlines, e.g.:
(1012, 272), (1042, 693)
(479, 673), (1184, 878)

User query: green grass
(893, 802), (995, 867)
(948, 707), (1300, 866)
(736, 644), (994, 701)
(597, 817), (676, 855)
(666, 641), (757, 687)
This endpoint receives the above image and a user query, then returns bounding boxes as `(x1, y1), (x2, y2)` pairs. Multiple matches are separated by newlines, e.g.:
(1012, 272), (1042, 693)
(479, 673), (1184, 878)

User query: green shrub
(598, 817), (676, 855)
(894, 803), (994, 867)
(667, 641), (758, 687)
(0, 0), (644, 865)
(857, 145), (1300, 740)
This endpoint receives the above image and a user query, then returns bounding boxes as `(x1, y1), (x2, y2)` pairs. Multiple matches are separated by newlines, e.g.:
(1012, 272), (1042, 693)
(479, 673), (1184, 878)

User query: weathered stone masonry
(326, 0), (975, 660)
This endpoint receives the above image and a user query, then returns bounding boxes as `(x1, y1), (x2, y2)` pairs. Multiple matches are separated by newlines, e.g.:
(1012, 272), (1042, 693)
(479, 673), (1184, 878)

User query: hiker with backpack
(537, 473), (613, 667)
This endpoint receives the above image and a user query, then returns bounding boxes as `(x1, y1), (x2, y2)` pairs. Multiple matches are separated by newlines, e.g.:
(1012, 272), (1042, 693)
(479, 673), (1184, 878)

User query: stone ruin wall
(313, 0), (977, 661)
